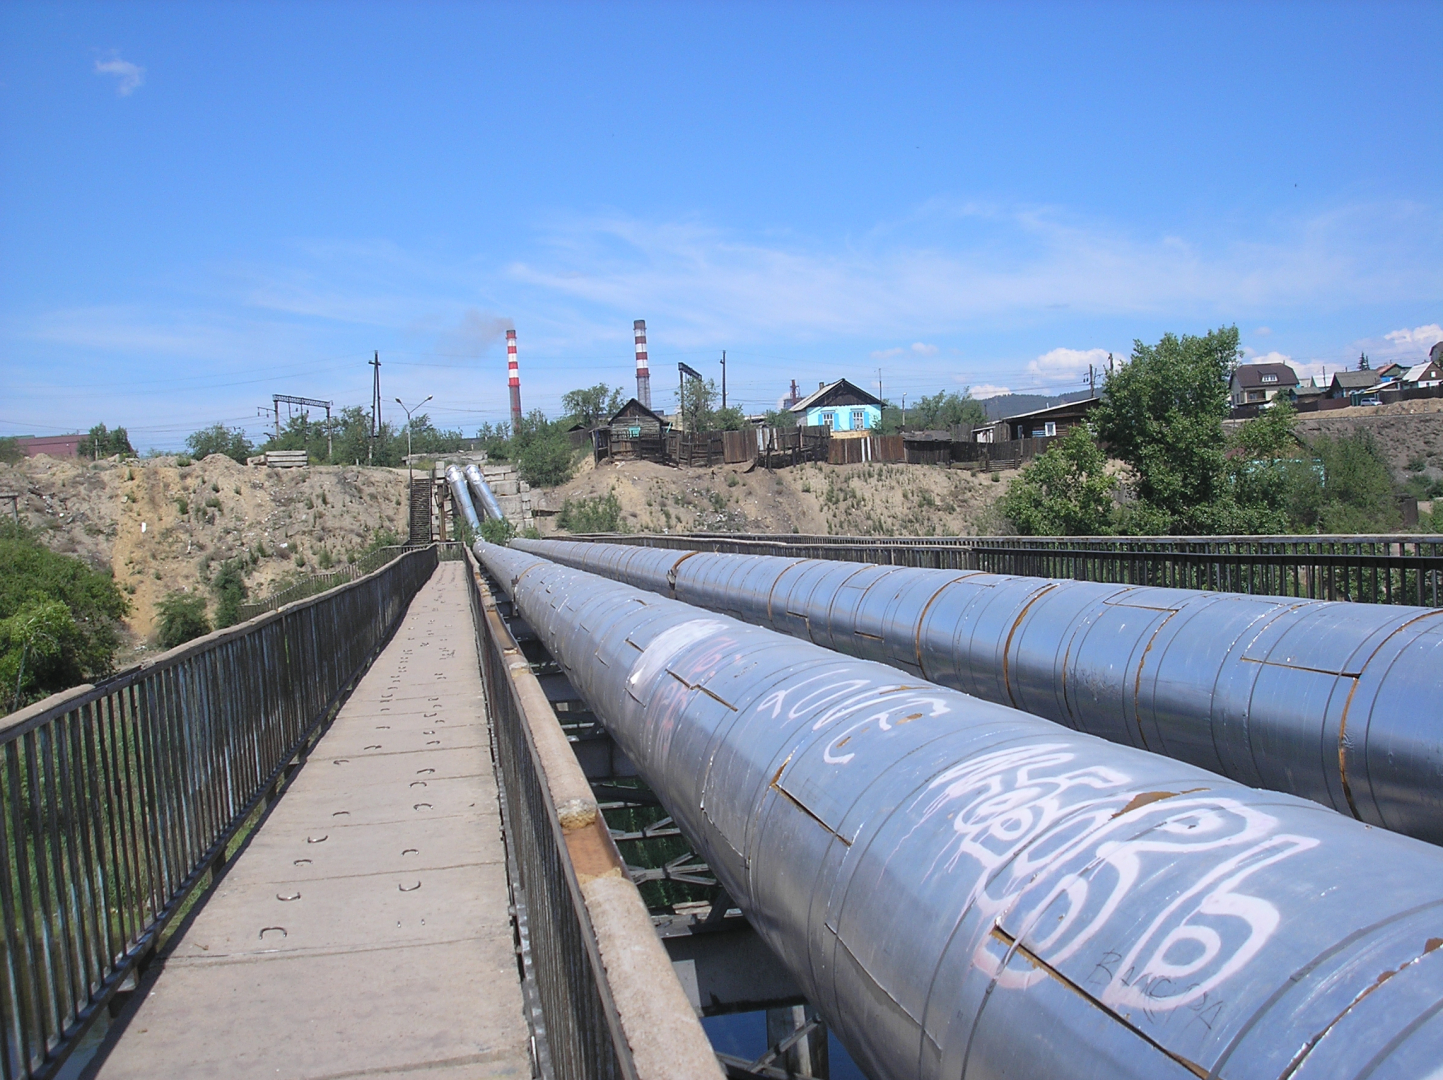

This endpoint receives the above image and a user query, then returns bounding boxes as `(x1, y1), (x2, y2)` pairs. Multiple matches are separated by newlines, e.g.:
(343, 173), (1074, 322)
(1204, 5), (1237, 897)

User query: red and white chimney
(507, 328), (523, 429)
(633, 319), (651, 409)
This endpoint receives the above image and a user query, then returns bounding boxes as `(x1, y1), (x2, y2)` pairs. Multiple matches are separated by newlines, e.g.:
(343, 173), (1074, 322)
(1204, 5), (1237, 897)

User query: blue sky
(2, 1), (1440, 450)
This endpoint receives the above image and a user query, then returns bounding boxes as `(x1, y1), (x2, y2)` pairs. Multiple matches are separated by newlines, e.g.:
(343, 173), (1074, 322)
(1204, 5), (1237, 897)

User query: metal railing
(234, 544), (413, 622)
(0, 545), (439, 1080)
(466, 555), (631, 1079)
(462, 549), (721, 1080)
(573, 532), (1443, 607)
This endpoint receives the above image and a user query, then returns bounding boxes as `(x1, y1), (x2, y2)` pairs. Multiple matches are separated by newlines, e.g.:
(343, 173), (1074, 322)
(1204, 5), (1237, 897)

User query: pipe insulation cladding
(512, 539), (1443, 846)
(463, 463), (506, 522)
(444, 465), (480, 532)
(477, 541), (1443, 1080)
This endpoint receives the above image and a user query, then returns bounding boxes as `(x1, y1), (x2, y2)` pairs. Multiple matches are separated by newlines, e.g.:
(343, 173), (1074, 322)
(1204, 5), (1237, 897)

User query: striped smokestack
(506, 328), (522, 429)
(633, 319), (651, 409)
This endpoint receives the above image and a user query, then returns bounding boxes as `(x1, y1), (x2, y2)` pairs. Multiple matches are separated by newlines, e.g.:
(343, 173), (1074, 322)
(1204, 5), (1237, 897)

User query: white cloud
(1384, 324), (1442, 346)
(869, 347), (904, 360)
(1241, 350), (1326, 385)
(1384, 324), (1443, 353)
(969, 383), (1011, 399)
(1027, 347), (1113, 387)
(911, 342), (938, 356)
(95, 55), (145, 96)
(1254, 326), (1273, 336)
(507, 200), (1442, 346)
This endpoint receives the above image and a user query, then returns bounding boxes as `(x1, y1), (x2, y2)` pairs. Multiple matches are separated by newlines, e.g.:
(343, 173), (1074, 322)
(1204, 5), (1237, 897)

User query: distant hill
(979, 389), (1095, 421)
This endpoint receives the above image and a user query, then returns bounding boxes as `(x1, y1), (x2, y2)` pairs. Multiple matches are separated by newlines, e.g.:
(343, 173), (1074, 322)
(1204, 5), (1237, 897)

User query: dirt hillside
(2, 454), (410, 645)
(534, 454), (1013, 537)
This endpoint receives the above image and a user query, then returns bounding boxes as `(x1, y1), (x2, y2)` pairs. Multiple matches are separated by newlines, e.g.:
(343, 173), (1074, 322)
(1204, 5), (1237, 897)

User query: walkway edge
(468, 553), (723, 1080)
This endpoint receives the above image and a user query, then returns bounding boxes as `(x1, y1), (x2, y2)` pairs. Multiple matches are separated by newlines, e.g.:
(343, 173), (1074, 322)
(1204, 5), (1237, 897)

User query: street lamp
(394, 395), (433, 488)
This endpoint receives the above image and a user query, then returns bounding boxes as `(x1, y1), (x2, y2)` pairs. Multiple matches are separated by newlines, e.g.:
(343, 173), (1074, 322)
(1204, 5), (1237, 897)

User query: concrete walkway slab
(96, 562), (531, 1079)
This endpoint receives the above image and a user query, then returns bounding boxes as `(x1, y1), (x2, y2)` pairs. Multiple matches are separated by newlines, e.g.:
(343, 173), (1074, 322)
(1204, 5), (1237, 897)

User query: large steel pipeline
(444, 465), (481, 532)
(478, 540), (1443, 1080)
(513, 538), (1443, 846)
(464, 462), (507, 521)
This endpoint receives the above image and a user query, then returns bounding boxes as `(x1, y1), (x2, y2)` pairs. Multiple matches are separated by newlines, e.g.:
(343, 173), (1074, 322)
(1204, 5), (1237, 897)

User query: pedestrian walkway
(96, 561), (531, 1079)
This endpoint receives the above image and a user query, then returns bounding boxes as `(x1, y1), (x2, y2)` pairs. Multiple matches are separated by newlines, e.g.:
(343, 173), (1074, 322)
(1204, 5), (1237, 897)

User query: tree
(562, 385), (625, 429)
(0, 437), (22, 464)
(0, 520), (129, 711)
(1305, 431), (1400, 532)
(511, 409), (576, 487)
(998, 428), (1117, 535)
(1089, 326), (1241, 534)
(155, 592), (211, 649)
(187, 424), (255, 464)
(86, 424), (134, 459)
(762, 408), (797, 429)
(1, 600), (78, 712)
(713, 406), (748, 431)
(908, 390), (987, 431)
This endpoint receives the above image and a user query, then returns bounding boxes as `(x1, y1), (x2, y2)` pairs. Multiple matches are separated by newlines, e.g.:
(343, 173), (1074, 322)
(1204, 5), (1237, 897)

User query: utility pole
(395, 395), (432, 489)
(720, 350), (727, 411)
(1088, 364), (1096, 397)
(369, 352), (382, 465)
(878, 367), (883, 403)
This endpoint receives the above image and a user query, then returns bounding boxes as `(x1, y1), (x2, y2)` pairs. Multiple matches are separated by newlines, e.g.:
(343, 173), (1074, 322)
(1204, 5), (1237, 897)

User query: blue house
(788, 379), (884, 432)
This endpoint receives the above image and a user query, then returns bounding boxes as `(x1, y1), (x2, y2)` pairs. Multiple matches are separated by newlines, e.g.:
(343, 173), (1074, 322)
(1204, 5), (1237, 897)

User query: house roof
(1404, 361), (1443, 383)
(1001, 397), (1102, 424)
(1330, 371), (1381, 391)
(1374, 363), (1407, 378)
(789, 379), (883, 413)
(1231, 363), (1299, 389)
(608, 398), (668, 425)
(1292, 381), (1327, 397)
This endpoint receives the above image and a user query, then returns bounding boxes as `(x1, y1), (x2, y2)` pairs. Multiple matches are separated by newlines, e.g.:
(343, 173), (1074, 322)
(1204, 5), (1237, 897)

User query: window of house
(1261, 374), (1277, 383)
(821, 411), (835, 429)
(1044, 421), (1057, 437)
(851, 409), (865, 429)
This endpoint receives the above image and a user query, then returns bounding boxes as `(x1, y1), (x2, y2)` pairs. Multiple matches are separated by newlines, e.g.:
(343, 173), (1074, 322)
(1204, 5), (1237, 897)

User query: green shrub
(175, 497), (189, 515)
(176, 455), (193, 468)
(557, 491), (625, 533)
(362, 528), (400, 554)
(155, 592), (211, 649)
(0, 521), (129, 711)
(211, 559), (249, 628)
(480, 517), (517, 545)
(0, 436), (22, 464)
(316, 548), (334, 570)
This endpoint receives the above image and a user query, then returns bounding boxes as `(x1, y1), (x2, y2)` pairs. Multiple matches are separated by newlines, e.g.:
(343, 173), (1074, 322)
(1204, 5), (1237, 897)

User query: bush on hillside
(556, 491), (625, 534)
(155, 592), (211, 650)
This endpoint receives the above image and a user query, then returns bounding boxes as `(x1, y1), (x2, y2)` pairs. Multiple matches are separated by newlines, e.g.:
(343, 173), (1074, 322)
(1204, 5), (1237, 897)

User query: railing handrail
(463, 547), (722, 1080)
(574, 531), (1443, 546)
(1, 545), (440, 1080)
(567, 532), (1443, 607)
(2, 544), (439, 741)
